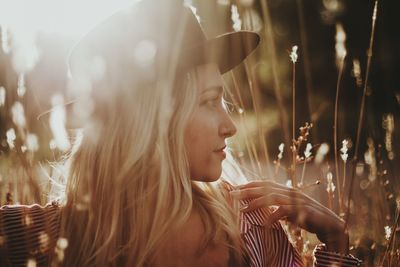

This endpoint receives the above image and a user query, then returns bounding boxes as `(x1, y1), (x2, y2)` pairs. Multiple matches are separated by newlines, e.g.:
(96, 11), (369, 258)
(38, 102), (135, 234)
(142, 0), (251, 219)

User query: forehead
(195, 63), (223, 91)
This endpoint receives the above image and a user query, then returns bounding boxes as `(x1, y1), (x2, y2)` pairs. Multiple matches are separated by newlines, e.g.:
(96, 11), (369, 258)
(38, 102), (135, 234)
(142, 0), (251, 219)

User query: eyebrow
(201, 86), (224, 95)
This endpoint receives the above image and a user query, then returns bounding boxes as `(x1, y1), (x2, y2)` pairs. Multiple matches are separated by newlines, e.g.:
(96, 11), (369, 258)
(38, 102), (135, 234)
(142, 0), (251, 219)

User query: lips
(214, 145), (226, 152)
(214, 145), (226, 159)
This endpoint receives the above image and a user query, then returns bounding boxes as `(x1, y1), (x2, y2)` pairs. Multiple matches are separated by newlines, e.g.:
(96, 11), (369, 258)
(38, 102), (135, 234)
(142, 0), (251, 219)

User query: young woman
(60, 0), (360, 266)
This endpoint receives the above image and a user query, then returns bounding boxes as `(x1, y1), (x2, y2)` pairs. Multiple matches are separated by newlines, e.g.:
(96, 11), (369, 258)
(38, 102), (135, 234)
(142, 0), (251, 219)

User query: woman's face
(184, 63), (237, 182)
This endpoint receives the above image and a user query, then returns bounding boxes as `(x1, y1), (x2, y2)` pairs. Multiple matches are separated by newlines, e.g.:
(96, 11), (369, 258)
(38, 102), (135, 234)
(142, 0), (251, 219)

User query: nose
(219, 112), (237, 138)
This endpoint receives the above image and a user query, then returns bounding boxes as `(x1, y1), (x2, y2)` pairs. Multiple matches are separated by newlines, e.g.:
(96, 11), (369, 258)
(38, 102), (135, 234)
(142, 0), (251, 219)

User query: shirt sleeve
(313, 244), (362, 266)
(241, 220), (305, 267)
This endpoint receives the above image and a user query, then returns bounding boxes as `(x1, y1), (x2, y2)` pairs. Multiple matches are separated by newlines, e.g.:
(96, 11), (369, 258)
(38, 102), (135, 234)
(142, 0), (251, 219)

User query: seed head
(231, 5), (242, 31)
(290, 45), (298, 63)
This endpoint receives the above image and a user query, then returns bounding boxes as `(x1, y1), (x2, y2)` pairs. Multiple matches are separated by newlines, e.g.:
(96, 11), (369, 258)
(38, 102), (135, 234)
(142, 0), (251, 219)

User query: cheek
(184, 111), (219, 179)
(185, 110), (215, 147)
(185, 115), (212, 158)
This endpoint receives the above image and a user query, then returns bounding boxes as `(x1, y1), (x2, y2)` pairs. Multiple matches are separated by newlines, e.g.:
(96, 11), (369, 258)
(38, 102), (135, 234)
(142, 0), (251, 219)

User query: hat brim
(178, 31), (260, 74)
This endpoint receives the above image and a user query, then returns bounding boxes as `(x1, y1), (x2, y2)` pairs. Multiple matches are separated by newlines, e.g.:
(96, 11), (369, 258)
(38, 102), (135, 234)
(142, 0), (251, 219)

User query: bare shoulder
(152, 209), (230, 267)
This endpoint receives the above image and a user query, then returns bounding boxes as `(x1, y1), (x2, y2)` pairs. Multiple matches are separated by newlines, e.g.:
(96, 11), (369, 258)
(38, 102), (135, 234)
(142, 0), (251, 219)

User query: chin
(204, 176), (221, 182)
(191, 175), (220, 182)
(190, 163), (222, 182)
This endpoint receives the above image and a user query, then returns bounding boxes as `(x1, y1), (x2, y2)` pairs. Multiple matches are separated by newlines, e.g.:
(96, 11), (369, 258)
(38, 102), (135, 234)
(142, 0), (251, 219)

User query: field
(0, 0), (399, 266)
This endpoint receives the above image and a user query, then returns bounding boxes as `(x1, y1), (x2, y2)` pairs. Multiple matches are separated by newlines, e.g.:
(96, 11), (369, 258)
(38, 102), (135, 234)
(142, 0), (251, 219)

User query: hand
(230, 180), (349, 254)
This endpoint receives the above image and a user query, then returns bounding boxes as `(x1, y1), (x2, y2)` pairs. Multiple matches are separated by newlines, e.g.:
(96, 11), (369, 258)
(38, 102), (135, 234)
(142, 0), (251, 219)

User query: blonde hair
(60, 66), (245, 266)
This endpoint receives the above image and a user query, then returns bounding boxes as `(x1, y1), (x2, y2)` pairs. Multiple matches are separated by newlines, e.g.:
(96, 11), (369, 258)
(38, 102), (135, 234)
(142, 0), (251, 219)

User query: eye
(202, 95), (221, 108)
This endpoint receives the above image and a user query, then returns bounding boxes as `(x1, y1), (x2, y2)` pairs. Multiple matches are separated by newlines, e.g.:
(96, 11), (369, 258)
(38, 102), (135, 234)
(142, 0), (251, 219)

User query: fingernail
(240, 204), (248, 212)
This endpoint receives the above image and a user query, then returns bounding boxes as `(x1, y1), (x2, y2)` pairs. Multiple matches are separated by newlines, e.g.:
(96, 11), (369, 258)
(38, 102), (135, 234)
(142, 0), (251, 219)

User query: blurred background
(0, 0), (399, 265)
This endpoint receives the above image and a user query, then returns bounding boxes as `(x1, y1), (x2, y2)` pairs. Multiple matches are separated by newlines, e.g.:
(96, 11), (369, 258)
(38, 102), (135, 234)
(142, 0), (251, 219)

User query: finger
(232, 187), (307, 210)
(240, 193), (305, 212)
(236, 180), (269, 189)
(237, 181), (301, 199)
(230, 187), (267, 200)
(235, 180), (299, 195)
(236, 180), (287, 190)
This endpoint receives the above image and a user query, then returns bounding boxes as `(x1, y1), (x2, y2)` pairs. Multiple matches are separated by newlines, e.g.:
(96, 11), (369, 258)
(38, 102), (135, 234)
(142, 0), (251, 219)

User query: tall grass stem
(230, 72), (258, 173)
(334, 56), (345, 214)
(291, 62), (298, 187)
(244, 61), (273, 178)
(260, 0), (291, 149)
(344, 0), (379, 229)
(295, 0), (317, 141)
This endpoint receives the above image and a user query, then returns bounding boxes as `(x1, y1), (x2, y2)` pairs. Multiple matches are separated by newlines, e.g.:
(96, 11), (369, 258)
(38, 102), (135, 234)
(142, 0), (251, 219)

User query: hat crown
(69, 0), (260, 86)
(69, 0), (207, 80)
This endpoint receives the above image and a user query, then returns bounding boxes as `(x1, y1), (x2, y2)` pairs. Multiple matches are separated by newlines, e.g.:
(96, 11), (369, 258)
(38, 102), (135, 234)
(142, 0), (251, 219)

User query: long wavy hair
(59, 62), (246, 266)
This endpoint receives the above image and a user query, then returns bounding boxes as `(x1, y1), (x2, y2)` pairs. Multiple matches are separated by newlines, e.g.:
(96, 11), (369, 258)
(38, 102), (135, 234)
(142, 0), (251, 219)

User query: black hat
(68, 0), (260, 83)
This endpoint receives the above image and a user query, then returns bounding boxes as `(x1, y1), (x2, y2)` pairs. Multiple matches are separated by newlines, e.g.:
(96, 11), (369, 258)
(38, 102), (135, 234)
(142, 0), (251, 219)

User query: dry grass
(0, 0), (399, 266)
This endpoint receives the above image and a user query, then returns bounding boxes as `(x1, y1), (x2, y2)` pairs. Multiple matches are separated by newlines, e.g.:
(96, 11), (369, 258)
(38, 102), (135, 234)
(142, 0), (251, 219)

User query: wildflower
(55, 237), (69, 262)
(1, 26), (10, 54)
(323, 0), (340, 12)
(6, 128), (16, 149)
(57, 237), (68, 250)
(11, 101), (26, 128)
(290, 45), (298, 63)
(383, 113), (394, 160)
(0, 86), (5, 106)
(17, 73), (26, 97)
(315, 143), (329, 164)
(304, 143), (312, 159)
(231, 5), (242, 31)
(335, 23), (346, 65)
(340, 139), (349, 162)
(278, 143), (284, 159)
(26, 133), (39, 152)
(364, 138), (377, 182)
(326, 172), (336, 193)
(11, 38), (39, 74)
(352, 59), (362, 87)
(384, 226), (392, 241)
